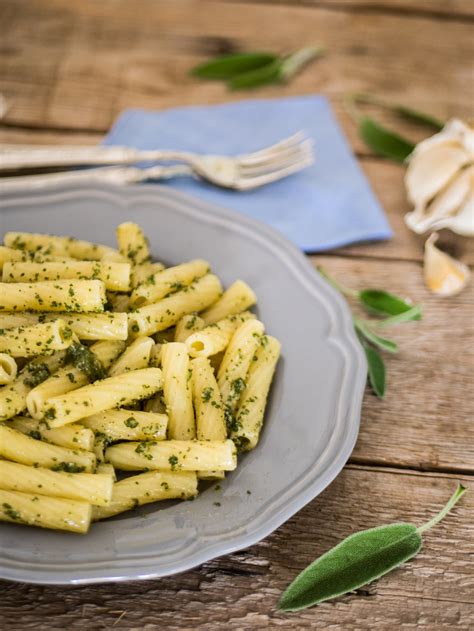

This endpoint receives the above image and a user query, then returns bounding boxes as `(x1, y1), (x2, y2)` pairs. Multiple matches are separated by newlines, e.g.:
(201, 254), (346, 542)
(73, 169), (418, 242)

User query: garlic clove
(431, 185), (474, 236)
(405, 143), (470, 207)
(424, 233), (470, 296)
(412, 119), (474, 160)
(405, 166), (473, 234)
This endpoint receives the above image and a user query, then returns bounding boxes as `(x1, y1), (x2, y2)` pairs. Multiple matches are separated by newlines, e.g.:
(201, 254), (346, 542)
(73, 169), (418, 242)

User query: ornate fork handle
(0, 145), (195, 170)
(0, 164), (195, 193)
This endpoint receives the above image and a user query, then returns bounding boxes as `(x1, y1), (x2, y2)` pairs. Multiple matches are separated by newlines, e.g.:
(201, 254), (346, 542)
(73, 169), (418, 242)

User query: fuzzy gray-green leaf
(359, 117), (415, 162)
(354, 318), (398, 353)
(358, 289), (418, 317)
(363, 341), (386, 398)
(190, 53), (277, 80)
(278, 523), (421, 612)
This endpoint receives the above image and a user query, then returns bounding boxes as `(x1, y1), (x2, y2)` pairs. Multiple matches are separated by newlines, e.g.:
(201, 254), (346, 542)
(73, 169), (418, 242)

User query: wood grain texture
(0, 467), (472, 629)
(0, 0), (472, 145)
(311, 256), (474, 473)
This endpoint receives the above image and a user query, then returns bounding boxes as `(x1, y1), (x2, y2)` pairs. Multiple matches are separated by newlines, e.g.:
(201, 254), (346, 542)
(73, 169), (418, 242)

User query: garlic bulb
(405, 119), (474, 236)
(423, 233), (470, 296)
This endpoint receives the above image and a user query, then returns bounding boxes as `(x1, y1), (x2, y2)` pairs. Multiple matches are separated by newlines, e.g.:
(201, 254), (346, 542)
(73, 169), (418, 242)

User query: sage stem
(417, 484), (467, 534)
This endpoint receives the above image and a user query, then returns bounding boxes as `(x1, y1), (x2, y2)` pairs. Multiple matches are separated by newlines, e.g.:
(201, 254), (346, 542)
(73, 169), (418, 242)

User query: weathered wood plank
(0, 0), (471, 149)
(0, 467), (471, 629)
(312, 255), (474, 473)
(230, 0), (474, 19)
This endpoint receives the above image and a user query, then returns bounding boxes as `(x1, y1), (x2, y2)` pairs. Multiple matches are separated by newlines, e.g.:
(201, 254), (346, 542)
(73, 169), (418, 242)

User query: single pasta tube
(0, 353), (17, 384)
(0, 424), (96, 472)
(107, 336), (154, 377)
(174, 314), (205, 343)
(131, 262), (165, 288)
(129, 274), (222, 337)
(107, 293), (130, 313)
(26, 340), (126, 419)
(0, 319), (74, 357)
(0, 488), (92, 534)
(201, 280), (256, 325)
(92, 470), (198, 520)
(2, 261), (131, 292)
(186, 312), (256, 358)
(116, 222), (150, 265)
(96, 462), (116, 480)
(232, 335), (281, 451)
(0, 350), (66, 421)
(161, 343), (195, 440)
(191, 356), (227, 481)
(0, 312), (128, 341)
(217, 319), (265, 412)
(0, 280), (106, 312)
(8, 416), (95, 451)
(0, 460), (113, 506)
(130, 259), (210, 306)
(4, 231), (118, 260)
(81, 410), (168, 441)
(106, 439), (237, 472)
(43, 367), (163, 427)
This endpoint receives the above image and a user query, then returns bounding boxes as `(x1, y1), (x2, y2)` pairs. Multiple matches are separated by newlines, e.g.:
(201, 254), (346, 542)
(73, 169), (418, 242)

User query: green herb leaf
(391, 104), (444, 131)
(358, 289), (418, 317)
(229, 59), (283, 90)
(359, 117), (415, 162)
(377, 304), (423, 327)
(362, 341), (386, 398)
(190, 52), (277, 79)
(278, 485), (466, 612)
(354, 318), (398, 354)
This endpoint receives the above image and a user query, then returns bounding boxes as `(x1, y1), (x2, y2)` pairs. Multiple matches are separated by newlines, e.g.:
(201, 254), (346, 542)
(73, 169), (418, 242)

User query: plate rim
(0, 181), (366, 585)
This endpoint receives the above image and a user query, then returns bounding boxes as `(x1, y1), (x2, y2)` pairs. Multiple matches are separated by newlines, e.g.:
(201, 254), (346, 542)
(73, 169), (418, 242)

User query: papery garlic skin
(423, 233), (470, 297)
(405, 119), (474, 236)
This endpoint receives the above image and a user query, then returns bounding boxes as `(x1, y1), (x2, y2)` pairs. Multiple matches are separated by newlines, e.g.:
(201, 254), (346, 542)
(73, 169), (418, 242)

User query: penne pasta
(0, 312), (128, 341)
(80, 409), (168, 442)
(106, 439), (237, 472)
(107, 336), (154, 377)
(43, 367), (163, 427)
(26, 340), (125, 419)
(0, 319), (74, 357)
(131, 262), (165, 288)
(231, 335), (281, 451)
(217, 319), (265, 413)
(116, 222), (150, 265)
(92, 470), (198, 520)
(186, 311), (256, 358)
(2, 260), (131, 292)
(0, 488), (91, 533)
(0, 279), (106, 312)
(201, 280), (256, 325)
(8, 416), (95, 451)
(0, 460), (113, 506)
(161, 343), (195, 440)
(0, 352), (17, 384)
(130, 259), (210, 306)
(129, 274), (222, 337)
(0, 350), (66, 421)
(174, 314), (205, 343)
(0, 424), (96, 472)
(4, 231), (118, 261)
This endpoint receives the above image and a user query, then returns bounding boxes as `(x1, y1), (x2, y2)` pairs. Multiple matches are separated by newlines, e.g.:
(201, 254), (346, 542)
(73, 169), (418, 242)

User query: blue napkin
(104, 95), (392, 252)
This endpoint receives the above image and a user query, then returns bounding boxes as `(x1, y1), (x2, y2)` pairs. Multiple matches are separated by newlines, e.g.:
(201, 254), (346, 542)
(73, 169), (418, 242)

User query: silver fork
(0, 133), (313, 192)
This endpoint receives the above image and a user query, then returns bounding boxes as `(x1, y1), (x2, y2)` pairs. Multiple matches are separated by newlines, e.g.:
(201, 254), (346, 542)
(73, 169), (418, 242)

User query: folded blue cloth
(104, 95), (392, 252)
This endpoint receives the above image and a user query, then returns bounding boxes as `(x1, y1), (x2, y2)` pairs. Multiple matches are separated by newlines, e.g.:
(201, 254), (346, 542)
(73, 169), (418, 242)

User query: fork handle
(0, 144), (193, 170)
(0, 164), (194, 193)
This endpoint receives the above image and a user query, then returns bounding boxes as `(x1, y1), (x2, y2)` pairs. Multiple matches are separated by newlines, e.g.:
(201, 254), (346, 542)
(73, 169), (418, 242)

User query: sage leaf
(190, 52), (277, 79)
(354, 318), (398, 354)
(359, 117), (415, 162)
(229, 59), (283, 90)
(362, 341), (386, 398)
(358, 289), (419, 317)
(377, 305), (423, 327)
(392, 104), (444, 131)
(278, 484), (466, 612)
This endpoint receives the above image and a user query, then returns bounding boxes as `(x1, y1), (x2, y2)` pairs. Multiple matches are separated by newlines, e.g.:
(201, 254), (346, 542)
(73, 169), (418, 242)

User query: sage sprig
(346, 93), (445, 162)
(318, 267), (422, 397)
(191, 46), (325, 90)
(278, 484), (466, 612)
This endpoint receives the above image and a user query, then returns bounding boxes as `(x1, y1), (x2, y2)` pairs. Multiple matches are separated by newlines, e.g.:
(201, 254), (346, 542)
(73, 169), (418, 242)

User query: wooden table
(0, 1), (473, 628)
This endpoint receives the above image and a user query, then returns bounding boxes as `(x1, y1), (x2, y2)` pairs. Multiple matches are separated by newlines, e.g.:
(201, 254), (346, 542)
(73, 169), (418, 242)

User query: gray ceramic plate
(0, 182), (366, 585)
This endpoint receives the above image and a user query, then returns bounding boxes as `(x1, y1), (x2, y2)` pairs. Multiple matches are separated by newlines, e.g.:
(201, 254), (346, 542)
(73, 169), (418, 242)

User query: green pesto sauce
(23, 362), (51, 388)
(66, 342), (106, 382)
